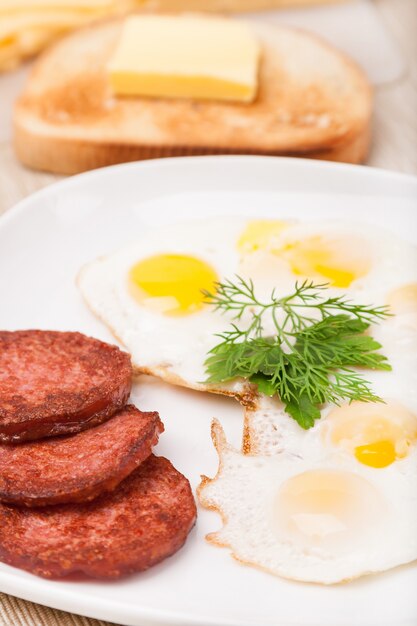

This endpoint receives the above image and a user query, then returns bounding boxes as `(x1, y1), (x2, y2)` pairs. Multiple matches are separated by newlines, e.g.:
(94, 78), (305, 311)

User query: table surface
(0, 0), (416, 624)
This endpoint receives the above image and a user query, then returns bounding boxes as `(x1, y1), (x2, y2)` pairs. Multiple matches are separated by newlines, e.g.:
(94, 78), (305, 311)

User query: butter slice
(108, 15), (260, 103)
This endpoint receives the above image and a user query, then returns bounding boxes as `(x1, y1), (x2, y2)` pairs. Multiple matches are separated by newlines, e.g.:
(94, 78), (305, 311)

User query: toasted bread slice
(14, 18), (372, 173)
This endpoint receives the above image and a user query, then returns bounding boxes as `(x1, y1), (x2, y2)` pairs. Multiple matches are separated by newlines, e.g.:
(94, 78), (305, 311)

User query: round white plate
(0, 156), (416, 626)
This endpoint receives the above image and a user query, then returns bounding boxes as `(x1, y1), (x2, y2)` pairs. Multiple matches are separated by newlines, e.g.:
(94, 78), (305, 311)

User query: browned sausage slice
(0, 455), (196, 579)
(0, 330), (132, 442)
(0, 405), (163, 506)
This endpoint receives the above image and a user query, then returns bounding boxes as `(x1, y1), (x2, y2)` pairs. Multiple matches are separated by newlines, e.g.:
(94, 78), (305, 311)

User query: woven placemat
(0, 593), (118, 626)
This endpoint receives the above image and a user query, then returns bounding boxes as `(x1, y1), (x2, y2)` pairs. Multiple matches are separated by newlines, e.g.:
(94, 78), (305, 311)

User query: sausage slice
(0, 330), (132, 442)
(0, 455), (196, 579)
(0, 405), (163, 506)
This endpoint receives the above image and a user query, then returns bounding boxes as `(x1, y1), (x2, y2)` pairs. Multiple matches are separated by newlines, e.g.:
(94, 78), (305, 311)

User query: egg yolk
(237, 220), (289, 253)
(386, 283), (417, 315)
(274, 470), (383, 552)
(283, 235), (371, 288)
(326, 401), (417, 468)
(237, 222), (370, 289)
(354, 440), (396, 469)
(129, 253), (218, 315)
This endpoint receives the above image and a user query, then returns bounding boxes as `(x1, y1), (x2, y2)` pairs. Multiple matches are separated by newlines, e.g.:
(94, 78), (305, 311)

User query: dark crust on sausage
(0, 330), (132, 442)
(0, 455), (196, 579)
(0, 405), (164, 507)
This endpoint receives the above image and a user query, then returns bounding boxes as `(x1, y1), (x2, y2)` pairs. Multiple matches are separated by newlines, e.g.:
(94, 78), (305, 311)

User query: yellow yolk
(387, 283), (417, 315)
(325, 401), (417, 468)
(129, 253), (218, 315)
(283, 235), (371, 288)
(237, 223), (371, 288)
(274, 470), (383, 551)
(354, 440), (396, 469)
(237, 220), (289, 253)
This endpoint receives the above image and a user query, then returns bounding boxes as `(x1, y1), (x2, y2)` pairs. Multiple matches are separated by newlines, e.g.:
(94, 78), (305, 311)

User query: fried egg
(78, 218), (247, 398)
(198, 419), (417, 584)
(78, 217), (417, 397)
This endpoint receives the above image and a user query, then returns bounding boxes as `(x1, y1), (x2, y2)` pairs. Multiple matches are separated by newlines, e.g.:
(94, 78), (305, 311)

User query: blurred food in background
(0, 1), (136, 72)
(0, 0), (346, 72)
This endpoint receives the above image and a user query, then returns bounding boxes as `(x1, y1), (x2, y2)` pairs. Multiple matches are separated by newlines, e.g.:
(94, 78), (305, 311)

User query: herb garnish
(203, 277), (391, 429)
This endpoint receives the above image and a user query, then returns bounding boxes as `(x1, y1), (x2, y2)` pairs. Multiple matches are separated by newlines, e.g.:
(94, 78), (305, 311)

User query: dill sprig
(203, 277), (392, 429)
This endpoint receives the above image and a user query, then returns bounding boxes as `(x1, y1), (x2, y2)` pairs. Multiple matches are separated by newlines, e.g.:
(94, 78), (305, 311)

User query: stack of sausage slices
(0, 330), (196, 579)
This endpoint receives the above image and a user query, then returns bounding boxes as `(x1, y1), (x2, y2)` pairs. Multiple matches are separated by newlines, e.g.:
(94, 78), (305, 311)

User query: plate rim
(2, 156), (417, 229)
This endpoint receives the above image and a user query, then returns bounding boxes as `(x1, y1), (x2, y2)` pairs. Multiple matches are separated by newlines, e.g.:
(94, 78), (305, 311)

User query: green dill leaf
(203, 277), (392, 429)
(249, 373), (277, 396)
(284, 394), (321, 429)
(294, 317), (392, 372)
(204, 341), (252, 382)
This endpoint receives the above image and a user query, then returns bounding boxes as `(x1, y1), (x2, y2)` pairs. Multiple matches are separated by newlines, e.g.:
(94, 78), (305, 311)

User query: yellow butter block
(108, 15), (260, 103)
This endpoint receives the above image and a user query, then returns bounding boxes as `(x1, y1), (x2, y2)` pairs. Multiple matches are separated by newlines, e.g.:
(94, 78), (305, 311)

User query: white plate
(0, 157), (416, 626)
